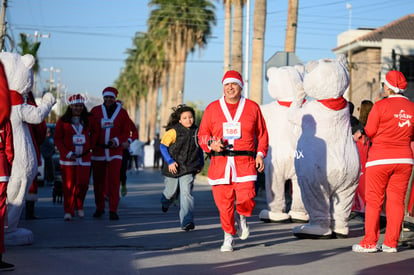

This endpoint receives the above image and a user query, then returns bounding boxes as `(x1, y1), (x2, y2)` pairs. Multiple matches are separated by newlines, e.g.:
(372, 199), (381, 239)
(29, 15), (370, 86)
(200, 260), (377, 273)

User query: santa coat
(198, 96), (268, 185)
(54, 116), (98, 167)
(90, 102), (130, 161)
(0, 119), (13, 182)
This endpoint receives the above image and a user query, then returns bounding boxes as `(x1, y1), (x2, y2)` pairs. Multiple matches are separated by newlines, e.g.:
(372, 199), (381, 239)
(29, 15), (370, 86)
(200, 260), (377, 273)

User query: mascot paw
(288, 210), (310, 223)
(259, 209), (291, 223)
(42, 92), (56, 106)
(4, 228), (34, 246)
(292, 224), (332, 239)
(331, 227), (349, 239)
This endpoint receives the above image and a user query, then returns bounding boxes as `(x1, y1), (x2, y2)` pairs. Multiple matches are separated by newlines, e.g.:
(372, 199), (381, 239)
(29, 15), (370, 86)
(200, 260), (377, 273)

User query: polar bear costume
(0, 52), (55, 245)
(291, 56), (360, 238)
(259, 66), (309, 223)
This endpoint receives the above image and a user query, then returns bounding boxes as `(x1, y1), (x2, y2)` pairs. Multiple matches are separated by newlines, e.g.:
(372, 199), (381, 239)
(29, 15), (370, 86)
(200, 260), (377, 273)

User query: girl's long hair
(60, 104), (91, 128)
(164, 104), (195, 131)
(359, 100), (374, 126)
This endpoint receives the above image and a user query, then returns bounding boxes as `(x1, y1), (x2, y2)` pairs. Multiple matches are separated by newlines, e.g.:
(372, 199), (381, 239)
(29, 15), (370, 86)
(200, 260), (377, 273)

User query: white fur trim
(366, 158), (413, 167)
(223, 77), (243, 89)
(103, 91), (116, 98)
(384, 78), (405, 93)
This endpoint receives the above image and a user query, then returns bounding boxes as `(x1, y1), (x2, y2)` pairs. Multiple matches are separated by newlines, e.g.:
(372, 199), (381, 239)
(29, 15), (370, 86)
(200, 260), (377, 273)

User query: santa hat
(222, 70), (243, 89)
(102, 86), (118, 98)
(384, 70), (407, 93)
(68, 94), (85, 105)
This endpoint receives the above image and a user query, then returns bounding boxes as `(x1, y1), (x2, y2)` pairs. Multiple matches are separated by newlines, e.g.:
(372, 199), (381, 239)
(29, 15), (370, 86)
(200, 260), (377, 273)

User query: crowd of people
(0, 52), (413, 272)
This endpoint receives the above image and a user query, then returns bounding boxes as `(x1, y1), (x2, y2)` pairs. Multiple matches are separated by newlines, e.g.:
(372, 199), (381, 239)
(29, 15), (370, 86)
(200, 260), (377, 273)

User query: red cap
(102, 87), (118, 98)
(222, 70), (243, 89)
(384, 70), (407, 93)
(68, 94), (85, 105)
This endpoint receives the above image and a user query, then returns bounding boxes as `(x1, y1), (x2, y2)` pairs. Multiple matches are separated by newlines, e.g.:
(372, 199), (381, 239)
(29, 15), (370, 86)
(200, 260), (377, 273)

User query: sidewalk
(5, 168), (414, 275)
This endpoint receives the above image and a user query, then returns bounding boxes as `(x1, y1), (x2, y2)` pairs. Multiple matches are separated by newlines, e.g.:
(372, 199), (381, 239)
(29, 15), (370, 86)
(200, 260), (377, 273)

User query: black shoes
(182, 222), (195, 232)
(93, 210), (104, 218)
(162, 205), (169, 213)
(0, 260), (15, 271)
(109, 211), (119, 220)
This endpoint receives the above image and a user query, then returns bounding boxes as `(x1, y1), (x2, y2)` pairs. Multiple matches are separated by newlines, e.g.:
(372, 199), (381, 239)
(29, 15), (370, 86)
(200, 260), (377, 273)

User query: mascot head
(0, 52), (35, 95)
(303, 55), (349, 100)
(267, 65), (304, 102)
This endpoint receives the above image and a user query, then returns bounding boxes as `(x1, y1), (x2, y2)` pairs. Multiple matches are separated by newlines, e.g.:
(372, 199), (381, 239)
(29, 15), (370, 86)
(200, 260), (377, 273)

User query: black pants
(120, 149), (130, 185)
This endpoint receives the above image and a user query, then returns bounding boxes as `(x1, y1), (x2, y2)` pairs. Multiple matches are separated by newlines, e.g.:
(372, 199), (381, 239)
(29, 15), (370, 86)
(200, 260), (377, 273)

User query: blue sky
(7, 0), (413, 108)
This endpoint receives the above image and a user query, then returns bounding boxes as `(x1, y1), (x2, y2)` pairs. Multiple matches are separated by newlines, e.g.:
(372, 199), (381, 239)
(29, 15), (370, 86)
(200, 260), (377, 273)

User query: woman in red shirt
(352, 71), (414, 253)
(54, 94), (97, 221)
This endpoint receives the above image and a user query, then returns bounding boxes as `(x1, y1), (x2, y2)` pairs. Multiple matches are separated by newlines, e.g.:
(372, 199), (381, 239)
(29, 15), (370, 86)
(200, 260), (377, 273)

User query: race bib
(73, 134), (86, 145)
(101, 119), (114, 129)
(223, 122), (241, 140)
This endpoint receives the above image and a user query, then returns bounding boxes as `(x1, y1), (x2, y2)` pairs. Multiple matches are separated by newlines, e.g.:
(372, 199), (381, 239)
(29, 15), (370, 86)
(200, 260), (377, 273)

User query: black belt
(210, 150), (255, 157)
(75, 149), (92, 158)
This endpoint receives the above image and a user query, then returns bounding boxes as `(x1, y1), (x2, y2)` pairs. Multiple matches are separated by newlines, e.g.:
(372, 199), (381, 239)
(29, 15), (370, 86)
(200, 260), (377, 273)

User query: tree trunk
(250, 0), (266, 104)
(138, 95), (148, 142)
(231, 0), (244, 73)
(285, 0), (299, 52)
(148, 86), (159, 141)
(160, 74), (169, 137)
(175, 45), (187, 106)
(224, 1), (232, 73)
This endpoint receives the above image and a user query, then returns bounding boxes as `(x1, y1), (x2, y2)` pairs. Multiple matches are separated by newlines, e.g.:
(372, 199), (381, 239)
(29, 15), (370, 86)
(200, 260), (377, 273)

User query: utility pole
(285, 0), (298, 52)
(43, 66), (62, 115)
(244, 0), (250, 98)
(22, 31), (50, 95)
(0, 0), (7, 51)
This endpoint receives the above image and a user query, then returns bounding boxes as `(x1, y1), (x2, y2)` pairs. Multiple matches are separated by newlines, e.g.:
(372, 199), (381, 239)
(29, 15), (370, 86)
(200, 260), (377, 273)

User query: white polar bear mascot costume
(291, 56), (360, 239)
(259, 66), (309, 223)
(0, 52), (55, 245)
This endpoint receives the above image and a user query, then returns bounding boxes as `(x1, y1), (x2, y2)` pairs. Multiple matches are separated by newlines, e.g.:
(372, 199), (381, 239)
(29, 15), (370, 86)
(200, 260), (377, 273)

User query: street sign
(265, 51), (302, 80)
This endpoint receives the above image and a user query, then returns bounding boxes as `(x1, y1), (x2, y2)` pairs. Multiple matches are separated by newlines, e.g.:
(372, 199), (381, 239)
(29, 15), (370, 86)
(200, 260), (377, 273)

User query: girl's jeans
(161, 174), (195, 227)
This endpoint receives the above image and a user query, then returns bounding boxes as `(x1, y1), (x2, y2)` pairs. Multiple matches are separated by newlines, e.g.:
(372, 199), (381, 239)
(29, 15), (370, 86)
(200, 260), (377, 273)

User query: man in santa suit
(198, 70), (269, 252)
(0, 62), (14, 271)
(91, 87), (130, 220)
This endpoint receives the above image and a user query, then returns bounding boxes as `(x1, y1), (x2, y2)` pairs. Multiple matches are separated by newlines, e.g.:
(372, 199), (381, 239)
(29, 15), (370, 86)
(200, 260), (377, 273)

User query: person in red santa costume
(0, 62), (15, 271)
(54, 94), (98, 221)
(25, 90), (47, 219)
(90, 87), (131, 220)
(352, 70), (414, 253)
(198, 70), (269, 252)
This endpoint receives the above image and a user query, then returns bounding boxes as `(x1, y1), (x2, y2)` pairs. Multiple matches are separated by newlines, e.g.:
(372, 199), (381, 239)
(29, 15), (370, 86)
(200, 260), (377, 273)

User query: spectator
(352, 71), (414, 253)
(153, 134), (162, 168)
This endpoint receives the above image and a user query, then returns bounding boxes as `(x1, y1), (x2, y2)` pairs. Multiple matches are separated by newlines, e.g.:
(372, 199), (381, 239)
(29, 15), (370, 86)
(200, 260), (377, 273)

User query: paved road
(5, 169), (414, 275)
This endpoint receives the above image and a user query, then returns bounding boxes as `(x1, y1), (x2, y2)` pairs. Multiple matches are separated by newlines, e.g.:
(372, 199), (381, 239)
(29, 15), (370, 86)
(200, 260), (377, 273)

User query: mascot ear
(21, 54), (35, 70)
(267, 67), (277, 80)
(294, 64), (305, 79)
(305, 60), (318, 74)
(337, 54), (348, 68)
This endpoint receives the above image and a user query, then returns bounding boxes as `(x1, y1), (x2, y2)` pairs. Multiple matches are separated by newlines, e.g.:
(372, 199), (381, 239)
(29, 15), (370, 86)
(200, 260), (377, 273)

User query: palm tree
(249, 0), (266, 104)
(223, 0), (232, 73)
(231, 0), (244, 74)
(148, 0), (216, 106)
(18, 33), (41, 93)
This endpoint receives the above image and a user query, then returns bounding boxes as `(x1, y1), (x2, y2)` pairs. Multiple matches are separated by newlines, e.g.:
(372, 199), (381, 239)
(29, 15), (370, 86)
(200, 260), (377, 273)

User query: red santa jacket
(198, 96), (269, 185)
(365, 94), (414, 167)
(54, 115), (98, 166)
(0, 119), (14, 182)
(90, 102), (130, 161)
